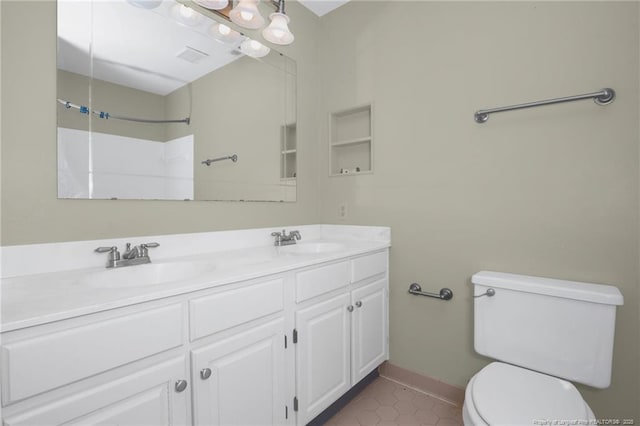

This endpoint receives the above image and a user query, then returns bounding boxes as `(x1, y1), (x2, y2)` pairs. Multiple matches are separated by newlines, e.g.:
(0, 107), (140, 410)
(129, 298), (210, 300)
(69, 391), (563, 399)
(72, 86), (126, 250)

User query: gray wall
(1, 0), (638, 418)
(166, 55), (294, 201)
(316, 1), (639, 419)
(1, 0), (319, 244)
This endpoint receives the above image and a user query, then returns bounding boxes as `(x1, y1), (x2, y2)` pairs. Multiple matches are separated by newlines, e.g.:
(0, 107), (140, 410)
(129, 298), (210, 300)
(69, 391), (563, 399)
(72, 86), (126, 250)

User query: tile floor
(325, 376), (464, 426)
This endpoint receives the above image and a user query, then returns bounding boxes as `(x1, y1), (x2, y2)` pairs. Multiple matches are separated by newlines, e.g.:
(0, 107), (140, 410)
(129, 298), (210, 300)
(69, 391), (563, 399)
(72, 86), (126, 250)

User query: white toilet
(463, 271), (624, 425)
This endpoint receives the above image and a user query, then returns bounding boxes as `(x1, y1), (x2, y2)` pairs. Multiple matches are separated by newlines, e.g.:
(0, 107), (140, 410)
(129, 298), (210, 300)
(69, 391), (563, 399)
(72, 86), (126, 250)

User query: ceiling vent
(176, 46), (210, 64)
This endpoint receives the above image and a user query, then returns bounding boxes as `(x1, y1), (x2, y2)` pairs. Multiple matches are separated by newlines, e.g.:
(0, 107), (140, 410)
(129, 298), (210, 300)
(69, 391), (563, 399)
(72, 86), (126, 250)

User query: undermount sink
(278, 242), (346, 254)
(82, 261), (215, 288)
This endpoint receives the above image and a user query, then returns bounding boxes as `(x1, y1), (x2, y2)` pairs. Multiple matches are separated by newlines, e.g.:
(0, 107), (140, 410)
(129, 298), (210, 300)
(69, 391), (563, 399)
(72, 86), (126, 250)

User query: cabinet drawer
(2, 304), (184, 404)
(295, 261), (350, 303)
(189, 278), (284, 341)
(351, 251), (387, 283)
(3, 356), (189, 426)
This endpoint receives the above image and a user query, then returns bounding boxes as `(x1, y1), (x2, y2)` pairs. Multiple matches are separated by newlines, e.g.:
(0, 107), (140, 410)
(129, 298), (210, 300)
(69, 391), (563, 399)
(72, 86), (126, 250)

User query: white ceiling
(298, 0), (350, 17)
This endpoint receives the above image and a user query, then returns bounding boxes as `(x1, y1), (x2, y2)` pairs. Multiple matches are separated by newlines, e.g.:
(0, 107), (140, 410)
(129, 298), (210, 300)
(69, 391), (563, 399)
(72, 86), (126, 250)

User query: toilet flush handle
(474, 288), (496, 298)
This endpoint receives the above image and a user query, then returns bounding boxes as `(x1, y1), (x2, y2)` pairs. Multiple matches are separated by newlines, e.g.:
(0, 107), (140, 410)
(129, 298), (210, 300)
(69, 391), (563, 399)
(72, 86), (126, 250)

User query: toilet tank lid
(472, 271), (624, 306)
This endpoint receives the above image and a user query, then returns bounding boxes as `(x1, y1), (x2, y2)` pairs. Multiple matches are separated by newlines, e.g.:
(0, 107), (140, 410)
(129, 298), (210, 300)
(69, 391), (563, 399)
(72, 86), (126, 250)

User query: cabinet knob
(355, 301), (362, 308)
(347, 305), (354, 312)
(200, 368), (212, 380)
(175, 380), (188, 393)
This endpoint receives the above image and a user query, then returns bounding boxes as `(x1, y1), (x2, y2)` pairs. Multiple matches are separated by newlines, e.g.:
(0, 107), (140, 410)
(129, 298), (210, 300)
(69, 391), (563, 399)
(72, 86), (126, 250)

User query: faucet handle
(271, 231), (283, 246)
(95, 246), (120, 261)
(139, 242), (159, 257)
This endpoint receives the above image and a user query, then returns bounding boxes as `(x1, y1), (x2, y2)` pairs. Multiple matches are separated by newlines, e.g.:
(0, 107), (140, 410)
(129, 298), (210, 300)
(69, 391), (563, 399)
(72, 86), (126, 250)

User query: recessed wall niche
(329, 104), (373, 176)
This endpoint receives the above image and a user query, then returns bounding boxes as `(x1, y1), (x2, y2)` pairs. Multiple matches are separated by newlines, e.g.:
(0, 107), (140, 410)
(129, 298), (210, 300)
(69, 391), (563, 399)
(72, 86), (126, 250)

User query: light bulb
(218, 24), (231, 36)
(240, 38), (270, 58)
(171, 4), (204, 26)
(240, 10), (254, 21)
(262, 12), (294, 45)
(229, 0), (264, 30)
(210, 23), (242, 44)
(179, 5), (194, 18)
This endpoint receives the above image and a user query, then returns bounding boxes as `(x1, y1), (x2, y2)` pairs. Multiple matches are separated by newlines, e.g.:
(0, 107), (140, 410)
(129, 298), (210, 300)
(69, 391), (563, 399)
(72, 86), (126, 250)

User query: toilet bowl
(466, 271), (623, 426)
(462, 362), (595, 426)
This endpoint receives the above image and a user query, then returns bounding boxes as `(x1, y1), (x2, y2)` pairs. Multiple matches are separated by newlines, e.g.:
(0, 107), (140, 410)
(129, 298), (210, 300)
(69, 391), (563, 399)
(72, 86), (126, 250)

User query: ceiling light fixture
(178, 0), (296, 52)
(262, 0), (294, 45)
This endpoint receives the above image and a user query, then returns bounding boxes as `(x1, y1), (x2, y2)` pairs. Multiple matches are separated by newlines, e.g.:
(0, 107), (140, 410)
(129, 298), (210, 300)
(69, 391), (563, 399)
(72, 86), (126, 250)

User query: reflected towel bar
(474, 88), (615, 123)
(201, 155), (238, 166)
(408, 283), (453, 301)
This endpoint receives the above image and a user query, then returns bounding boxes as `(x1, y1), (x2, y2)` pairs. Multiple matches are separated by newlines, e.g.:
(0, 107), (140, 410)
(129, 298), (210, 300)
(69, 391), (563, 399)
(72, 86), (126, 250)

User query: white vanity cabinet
(294, 251), (389, 425)
(1, 243), (389, 426)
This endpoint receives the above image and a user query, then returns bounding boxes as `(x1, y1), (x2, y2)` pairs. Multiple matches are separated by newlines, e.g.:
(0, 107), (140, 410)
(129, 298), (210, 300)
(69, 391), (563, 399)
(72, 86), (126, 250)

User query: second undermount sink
(278, 242), (346, 254)
(82, 261), (216, 288)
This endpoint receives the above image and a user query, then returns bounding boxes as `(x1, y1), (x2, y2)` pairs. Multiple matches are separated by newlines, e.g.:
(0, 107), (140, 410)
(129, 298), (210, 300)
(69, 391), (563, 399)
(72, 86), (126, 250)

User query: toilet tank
(472, 271), (623, 388)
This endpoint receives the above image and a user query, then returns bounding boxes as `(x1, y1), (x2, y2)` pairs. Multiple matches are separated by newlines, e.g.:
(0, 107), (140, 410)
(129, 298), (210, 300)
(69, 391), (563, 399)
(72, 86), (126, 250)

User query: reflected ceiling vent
(176, 46), (210, 64)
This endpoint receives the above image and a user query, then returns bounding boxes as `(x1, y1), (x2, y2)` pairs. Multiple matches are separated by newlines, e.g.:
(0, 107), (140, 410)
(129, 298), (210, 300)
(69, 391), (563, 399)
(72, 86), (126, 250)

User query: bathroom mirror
(56, 0), (296, 202)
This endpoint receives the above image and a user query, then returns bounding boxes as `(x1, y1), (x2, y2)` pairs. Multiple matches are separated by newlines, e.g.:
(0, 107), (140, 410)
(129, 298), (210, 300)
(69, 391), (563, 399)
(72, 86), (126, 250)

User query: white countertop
(1, 225), (390, 332)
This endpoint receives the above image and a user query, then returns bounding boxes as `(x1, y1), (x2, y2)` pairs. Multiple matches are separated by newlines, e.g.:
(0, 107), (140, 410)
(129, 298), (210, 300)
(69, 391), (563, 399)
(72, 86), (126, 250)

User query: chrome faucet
(95, 242), (159, 268)
(271, 229), (302, 246)
(123, 243), (139, 260)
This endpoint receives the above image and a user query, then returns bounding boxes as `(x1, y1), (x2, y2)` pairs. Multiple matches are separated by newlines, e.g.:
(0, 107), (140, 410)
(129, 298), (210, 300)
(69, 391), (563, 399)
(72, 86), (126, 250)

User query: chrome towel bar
(201, 154), (238, 166)
(408, 283), (453, 301)
(474, 88), (615, 123)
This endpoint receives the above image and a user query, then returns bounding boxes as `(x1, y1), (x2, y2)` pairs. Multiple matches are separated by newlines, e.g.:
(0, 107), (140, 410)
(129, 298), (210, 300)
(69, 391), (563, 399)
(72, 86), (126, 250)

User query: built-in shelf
(330, 136), (372, 147)
(281, 123), (296, 179)
(330, 104), (372, 176)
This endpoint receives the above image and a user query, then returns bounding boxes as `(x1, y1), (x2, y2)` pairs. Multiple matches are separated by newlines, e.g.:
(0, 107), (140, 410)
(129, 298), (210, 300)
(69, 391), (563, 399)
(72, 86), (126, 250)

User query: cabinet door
(351, 279), (388, 384)
(3, 357), (190, 426)
(295, 293), (351, 425)
(192, 318), (287, 426)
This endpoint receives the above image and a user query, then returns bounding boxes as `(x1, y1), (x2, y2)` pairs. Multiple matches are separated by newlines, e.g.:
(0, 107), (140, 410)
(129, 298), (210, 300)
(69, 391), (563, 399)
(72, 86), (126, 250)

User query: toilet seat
(464, 362), (594, 426)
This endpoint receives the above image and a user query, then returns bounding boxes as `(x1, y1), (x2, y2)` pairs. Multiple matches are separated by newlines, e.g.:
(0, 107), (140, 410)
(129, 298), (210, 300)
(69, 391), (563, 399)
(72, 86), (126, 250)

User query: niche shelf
(280, 123), (297, 180)
(329, 104), (372, 176)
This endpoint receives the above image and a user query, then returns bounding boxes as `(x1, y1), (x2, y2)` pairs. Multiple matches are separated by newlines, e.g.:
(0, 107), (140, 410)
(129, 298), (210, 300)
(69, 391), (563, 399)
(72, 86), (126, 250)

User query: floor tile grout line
(377, 375), (463, 408)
